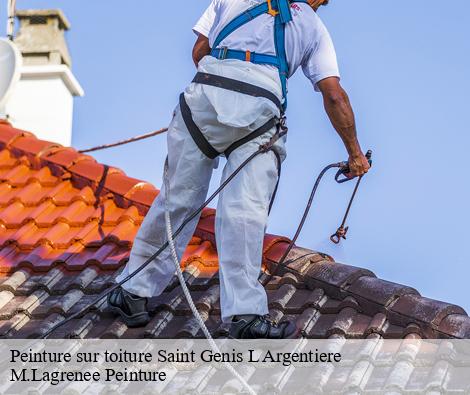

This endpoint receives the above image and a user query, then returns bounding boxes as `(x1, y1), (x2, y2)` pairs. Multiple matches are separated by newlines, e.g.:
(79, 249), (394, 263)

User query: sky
(2, 1), (469, 313)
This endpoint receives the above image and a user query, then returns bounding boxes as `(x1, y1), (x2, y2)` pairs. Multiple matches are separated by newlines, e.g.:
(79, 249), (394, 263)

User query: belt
(192, 72), (283, 114)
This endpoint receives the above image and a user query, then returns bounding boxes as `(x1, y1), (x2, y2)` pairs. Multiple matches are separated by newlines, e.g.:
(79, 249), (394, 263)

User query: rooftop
(0, 120), (469, 339)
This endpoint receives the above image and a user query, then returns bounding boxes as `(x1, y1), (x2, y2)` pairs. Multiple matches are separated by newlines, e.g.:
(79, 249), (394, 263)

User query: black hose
(269, 162), (342, 278)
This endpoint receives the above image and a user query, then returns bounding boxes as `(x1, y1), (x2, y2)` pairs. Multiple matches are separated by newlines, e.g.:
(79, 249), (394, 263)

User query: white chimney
(4, 9), (84, 146)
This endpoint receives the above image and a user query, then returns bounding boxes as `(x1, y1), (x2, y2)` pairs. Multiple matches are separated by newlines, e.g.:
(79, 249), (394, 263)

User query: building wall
(4, 9), (84, 147)
(7, 70), (75, 146)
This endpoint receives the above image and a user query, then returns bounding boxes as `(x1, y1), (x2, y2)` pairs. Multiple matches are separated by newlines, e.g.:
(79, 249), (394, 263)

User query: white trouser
(117, 57), (286, 322)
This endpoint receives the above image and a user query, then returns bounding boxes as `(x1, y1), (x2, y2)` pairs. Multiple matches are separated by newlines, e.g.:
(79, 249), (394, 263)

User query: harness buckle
(218, 46), (229, 60)
(279, 116), (288, 132)
(267, 0), (280, 17)
(275, 116), (288, 139)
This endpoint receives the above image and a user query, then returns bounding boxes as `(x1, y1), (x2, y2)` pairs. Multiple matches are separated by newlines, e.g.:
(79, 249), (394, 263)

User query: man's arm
(317, 77), (370, 177)
(192, 34), (211, 67)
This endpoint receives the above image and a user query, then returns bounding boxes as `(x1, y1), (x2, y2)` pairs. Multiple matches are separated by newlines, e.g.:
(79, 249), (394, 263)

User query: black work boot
(229, 315), (300, 339)
(107, 286), (150, 327)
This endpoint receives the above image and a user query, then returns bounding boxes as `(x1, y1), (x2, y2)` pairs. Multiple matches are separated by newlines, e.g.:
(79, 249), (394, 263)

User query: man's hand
(347, 153), (370, 178)
(317, 77), (370, 178)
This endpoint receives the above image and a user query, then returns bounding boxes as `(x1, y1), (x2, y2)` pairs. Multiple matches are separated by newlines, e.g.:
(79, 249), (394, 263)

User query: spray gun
(276, 149), (373, 270)
(330, 150), (373, 244)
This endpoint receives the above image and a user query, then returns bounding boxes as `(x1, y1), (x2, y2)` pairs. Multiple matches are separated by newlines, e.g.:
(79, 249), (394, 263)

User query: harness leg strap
(224, 118), (278, 158)
(179, 92), (280, 160)
(179, 93), (220, 160)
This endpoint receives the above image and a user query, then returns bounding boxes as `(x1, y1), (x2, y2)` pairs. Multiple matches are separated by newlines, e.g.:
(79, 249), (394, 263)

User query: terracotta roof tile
(124, 186), (158, 207)
(0, 125), (33, 147)
(67, 159), (106, 183)
(12, 184), (52, 207)
(0, 122), (469, 339)
(8, 135), (59, 158)
(103, 173), (144, 197)
(0, 149), (21, 168)
(42, 147), (81, 168)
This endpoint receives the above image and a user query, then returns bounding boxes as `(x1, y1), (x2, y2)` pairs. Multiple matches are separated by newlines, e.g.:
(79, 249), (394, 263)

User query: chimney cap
(15, 9), (71, 30)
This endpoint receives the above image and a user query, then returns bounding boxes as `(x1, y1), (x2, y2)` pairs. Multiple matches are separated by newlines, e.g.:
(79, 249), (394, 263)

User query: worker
(108, 0), (370, 339)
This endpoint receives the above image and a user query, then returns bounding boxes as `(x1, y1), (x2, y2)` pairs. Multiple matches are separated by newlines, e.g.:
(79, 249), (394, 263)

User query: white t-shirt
(193, 0), (340, 91)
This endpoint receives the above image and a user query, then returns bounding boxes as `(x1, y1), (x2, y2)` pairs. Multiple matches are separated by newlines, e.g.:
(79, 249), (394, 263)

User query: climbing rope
(163, 158), (257, 395)
(78, 127), (168, 153)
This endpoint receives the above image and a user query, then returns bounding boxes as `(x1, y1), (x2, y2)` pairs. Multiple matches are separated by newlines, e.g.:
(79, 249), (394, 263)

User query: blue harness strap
(212, 48), (280, 68)
(209, 0), (309, 112)
(274, 10), (289, 109)
(212, 2), (269, 50)
(277, 0), (294, 23)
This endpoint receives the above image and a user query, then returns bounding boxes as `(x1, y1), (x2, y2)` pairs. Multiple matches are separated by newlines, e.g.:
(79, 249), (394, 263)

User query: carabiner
(330, 225), (349, 244)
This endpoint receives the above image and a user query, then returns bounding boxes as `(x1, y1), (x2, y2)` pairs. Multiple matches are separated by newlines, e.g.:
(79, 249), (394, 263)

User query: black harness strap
(179, 93), (220, 159)
(192, 72), (283, 114)
(224, 117), (278, 158)
(179, 91), (280, 160)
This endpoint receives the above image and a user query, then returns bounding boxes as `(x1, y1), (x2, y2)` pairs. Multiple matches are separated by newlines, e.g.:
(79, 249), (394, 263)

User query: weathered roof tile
(389, 294), (466, 332)
(438, 314), (470, 338)
(347, 275), (419, 314)
(304, 261), (375, 299)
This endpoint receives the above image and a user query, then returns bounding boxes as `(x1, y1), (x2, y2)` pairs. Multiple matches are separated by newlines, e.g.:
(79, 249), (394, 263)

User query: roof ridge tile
(0, 124), (34, 148)
(387, 293), (467, 337)
(346, 275), (420, 316)
(41, 147), (81, 169)
(304, 260), (376, 299)
(123, 181), (155, 199)
(103, 172), (147, 198)
(9, 136), (60, 160)
(438, 313), (470, 338)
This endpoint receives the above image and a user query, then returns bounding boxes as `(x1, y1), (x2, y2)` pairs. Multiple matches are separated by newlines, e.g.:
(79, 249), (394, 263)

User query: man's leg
(114, 105), (215, 301)
(215, 130), (285, 322)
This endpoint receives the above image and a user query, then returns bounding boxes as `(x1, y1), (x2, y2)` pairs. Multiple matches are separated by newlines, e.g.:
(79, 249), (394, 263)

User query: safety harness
(37, 4), (372, 391)
(180, 0), (309, 160)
